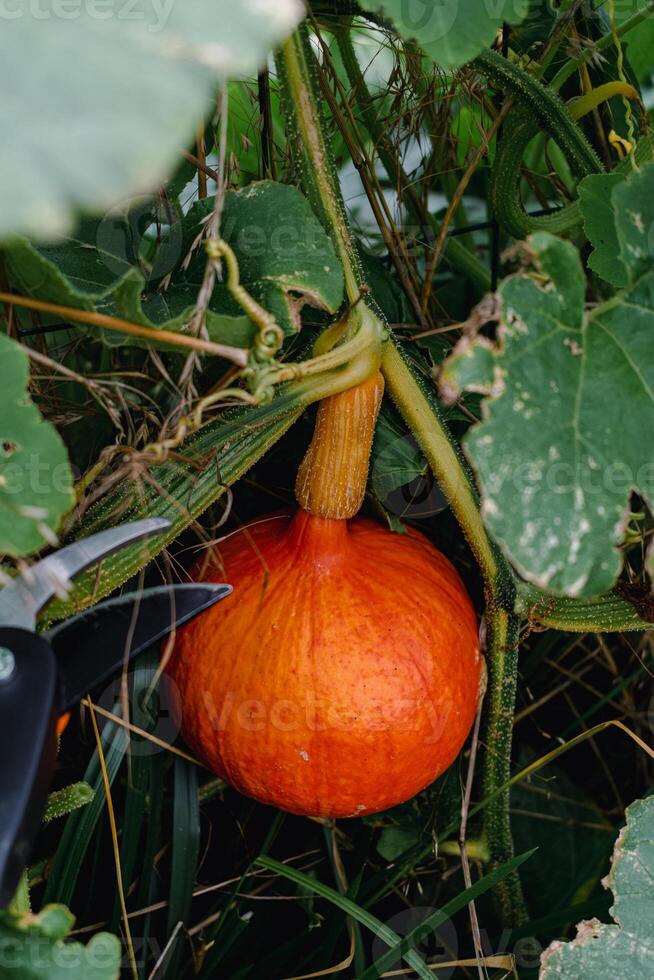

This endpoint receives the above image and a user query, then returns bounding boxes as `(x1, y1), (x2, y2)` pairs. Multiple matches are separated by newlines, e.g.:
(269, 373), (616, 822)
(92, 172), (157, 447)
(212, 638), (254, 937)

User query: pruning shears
(0, 517), (231, 907)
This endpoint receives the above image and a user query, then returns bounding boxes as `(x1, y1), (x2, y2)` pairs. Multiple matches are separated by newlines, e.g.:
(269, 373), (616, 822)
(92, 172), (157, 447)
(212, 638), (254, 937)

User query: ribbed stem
(382, 338), (527, 925)
(276, 25), (363, 304)
(480, 605), (525, 926)
(296, 371), (384, 519)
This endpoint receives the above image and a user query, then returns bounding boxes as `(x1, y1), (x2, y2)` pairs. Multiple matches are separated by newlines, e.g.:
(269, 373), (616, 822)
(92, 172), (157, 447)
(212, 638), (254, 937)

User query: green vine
(276, 21), (530, 924)
(486, 70), (654, 239)
(474, 49), (605, 177)
(381, 342), (527, 925)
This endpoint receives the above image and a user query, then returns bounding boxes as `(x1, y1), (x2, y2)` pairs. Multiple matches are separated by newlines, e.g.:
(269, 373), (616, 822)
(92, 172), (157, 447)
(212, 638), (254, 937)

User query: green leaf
(0, 333), (74, 557)
(617, 0), (654, 82)
(376, 826), (421, 862)
(6, 182), (344, 347)
(0, 905), (120, 979)
(540, 795), (654, 979)
(0, 0), (303, 240)
(371, 408), (428, 502)
(357, 0), (528, 69)
(182, 182), (345, 333)
(580, 162), (654, 288)
(579, 173), (628, 287)
(165, 758), (200, 975)
(440, 231), (654, 596)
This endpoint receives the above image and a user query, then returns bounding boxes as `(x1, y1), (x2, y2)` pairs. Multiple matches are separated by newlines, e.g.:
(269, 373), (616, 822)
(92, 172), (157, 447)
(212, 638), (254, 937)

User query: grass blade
(164, 756), (200, 976)
(254, 855), (434, 980)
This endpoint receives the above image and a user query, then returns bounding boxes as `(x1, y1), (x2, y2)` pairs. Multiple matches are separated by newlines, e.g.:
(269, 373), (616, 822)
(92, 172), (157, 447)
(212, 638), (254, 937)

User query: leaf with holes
(0, 334), (74, 557)
(5, 182), (344, 347)
(357, 0), (528, 69)
(440, 231), (654, 597)
(0, 0), (303, 240)
(539, 795), (654, 978)
(181, 182), (344, 334)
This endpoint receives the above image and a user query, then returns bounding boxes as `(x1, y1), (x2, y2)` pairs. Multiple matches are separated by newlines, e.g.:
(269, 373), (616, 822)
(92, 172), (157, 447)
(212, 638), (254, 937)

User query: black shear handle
(0, 628), (58, 908)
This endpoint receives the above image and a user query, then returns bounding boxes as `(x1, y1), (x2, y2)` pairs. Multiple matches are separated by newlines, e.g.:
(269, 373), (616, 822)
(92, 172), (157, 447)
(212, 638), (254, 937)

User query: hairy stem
(481, 606), (525, 925)
(276, 25), (364, 304)
(281, 17), (527, 925)
(381, 340), (526, 924)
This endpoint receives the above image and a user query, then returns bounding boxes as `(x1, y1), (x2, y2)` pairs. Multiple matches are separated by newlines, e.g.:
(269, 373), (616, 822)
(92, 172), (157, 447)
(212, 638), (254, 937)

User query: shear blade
(0, 631), (58, 908)
(0, 518), (171, 631)
(48, 583), (231, 712)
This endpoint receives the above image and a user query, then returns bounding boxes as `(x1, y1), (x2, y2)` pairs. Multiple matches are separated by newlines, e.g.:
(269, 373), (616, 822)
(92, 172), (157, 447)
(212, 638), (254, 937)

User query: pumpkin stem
(295, 370), (384, 520)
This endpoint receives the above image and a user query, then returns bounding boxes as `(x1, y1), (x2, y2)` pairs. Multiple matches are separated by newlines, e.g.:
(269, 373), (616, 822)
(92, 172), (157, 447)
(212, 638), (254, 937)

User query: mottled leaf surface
(440, 232), (654, 596)
(0, 0), (303, 239)
(540, 796), (654, 978)
(0, 334), (74, 557)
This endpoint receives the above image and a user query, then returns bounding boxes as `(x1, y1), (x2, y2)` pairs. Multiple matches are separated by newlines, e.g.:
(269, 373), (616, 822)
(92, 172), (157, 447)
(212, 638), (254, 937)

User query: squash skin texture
(166, 509), (481, 818)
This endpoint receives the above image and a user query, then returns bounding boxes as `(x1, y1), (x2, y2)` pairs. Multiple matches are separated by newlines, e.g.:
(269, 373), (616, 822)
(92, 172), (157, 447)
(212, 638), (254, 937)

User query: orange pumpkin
(166, 370), (482, 817)
(167, 509), (481, 817)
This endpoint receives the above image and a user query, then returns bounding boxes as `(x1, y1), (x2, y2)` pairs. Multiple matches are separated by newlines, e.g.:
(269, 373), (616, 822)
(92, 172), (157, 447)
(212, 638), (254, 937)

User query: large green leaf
(540, 796), (654, 979)
(0, 1), (303, 240)
(5, 182), (344, 345)
(0, 905), (120, 980)
(579, 161), (654, 288)
(440, 231), (654, 596)
(0, 334), (74, 557)
(357, 0), (528, 69)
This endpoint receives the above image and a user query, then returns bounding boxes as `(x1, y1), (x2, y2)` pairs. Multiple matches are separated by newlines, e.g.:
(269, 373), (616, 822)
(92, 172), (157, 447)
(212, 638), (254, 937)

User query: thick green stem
(280, 19), (526, 925)
(381, 342), (497, 582)
(474, 49), (604, 177)
(517, 581), (654, 633)
(276, 25), (364, 304)
(334, 25), (491, 296)
(381, 340), (526, 924)
(481, 606), (525, 925)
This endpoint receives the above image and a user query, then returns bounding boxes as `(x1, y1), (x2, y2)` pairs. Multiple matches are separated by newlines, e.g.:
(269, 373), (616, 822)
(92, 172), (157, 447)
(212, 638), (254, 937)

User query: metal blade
(0, 629), (58, 907)
(47, 583), (231, 711)
(0, 518), (171, 631)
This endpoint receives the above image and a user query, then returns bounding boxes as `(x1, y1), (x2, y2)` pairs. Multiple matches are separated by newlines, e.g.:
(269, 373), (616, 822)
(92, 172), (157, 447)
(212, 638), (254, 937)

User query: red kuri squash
(166, 369), (482, 817)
